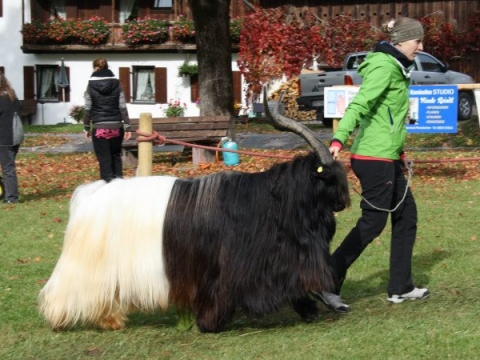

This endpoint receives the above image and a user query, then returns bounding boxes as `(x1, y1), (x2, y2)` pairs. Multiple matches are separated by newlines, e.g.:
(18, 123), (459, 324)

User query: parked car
(297, 51), (476, 127)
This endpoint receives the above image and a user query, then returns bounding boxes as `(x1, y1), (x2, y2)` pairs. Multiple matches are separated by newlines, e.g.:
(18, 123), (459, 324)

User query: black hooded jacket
(83, 68), (129, 130)
(0, 94), (22, 146)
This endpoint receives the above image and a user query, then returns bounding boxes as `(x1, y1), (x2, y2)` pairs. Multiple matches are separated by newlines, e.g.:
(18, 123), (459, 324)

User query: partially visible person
(312, 17), (429, 313)
(0, 72), (22, 204)
(83, 58), (131, 182)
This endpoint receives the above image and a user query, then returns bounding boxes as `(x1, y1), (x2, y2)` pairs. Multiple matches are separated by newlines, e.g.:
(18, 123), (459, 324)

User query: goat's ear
(311, 164), (336, 181)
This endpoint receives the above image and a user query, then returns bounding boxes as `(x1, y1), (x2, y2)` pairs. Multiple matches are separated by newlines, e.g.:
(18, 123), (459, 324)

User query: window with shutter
(36, 65), (60, 102)
(132, 66), (156, 103)
(119, 67), (131, 103)
(153, 0), (173, 9)
(232, 71), (242, 104)
(24, 66), (35, 100)
(154, 67), (167, 103)
(119, 66), (167, 104)
(190, 75), (199, 103)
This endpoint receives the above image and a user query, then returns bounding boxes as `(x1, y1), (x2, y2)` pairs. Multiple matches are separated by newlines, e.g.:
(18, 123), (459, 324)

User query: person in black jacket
(0, 72), (22, 204)
(83, 58), (131, 182)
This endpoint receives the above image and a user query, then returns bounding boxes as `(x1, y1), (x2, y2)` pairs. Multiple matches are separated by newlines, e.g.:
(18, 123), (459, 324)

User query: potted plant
(22, 17), (110, 45)
(170, 15), (195, 43)
(163, 99), (187, 117)
(178, 62), (198, 77)
(69, 104), (85, 122)
(122, 17), (169, 46)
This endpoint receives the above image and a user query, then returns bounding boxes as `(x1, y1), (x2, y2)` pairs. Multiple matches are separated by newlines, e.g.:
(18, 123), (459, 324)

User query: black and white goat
(38, 91), (350, 333)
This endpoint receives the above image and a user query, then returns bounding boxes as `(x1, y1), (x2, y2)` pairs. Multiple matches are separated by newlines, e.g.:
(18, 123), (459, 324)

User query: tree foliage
(237, 6), (326, 96)
(464, 10), (480, 52)
(321, 16), (386, 67)
(237, 7), (480, 99)
(419, 11), (465, 60)
(237, 7), (384, 98)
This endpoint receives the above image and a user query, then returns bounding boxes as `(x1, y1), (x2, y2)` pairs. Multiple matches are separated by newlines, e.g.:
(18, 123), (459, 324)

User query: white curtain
(135, 70), (155, 101)
(50, 0), (66, 19)
(40, 68), (55, 99)
(150, 71), (156, 98)
(119, 0), (137, 23)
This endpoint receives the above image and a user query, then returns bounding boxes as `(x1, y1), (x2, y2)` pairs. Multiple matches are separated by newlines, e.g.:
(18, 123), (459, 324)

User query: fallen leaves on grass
(23, 135), (72, 148)
(15, 147), (480, 202)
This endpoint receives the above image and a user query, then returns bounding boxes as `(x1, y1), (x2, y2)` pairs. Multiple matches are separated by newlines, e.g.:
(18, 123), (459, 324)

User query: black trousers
(92, 128), (124, 182)
(0, 145), (20, 201)
(332, 159), (417, 296)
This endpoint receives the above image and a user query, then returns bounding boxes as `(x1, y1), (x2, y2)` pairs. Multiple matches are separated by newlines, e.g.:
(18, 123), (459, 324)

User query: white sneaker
(311, 291), (350, 314)
(387, 287), (430, 304)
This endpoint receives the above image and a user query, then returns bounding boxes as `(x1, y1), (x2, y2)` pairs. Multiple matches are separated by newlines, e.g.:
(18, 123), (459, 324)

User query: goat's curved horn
(263, 87), (333, 165)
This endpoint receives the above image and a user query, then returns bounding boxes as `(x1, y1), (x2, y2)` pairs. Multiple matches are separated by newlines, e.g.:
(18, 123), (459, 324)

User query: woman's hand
(124, 131), (132, 141)
(329, 144), (341, 160)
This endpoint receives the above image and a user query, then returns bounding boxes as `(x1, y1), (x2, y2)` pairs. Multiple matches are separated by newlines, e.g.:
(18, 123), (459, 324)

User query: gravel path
(21, 129), (333, 154)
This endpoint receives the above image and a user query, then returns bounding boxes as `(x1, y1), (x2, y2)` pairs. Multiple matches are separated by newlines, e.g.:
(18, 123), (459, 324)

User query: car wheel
(458, 92), (473, 120)
(316, 108), (333, 127)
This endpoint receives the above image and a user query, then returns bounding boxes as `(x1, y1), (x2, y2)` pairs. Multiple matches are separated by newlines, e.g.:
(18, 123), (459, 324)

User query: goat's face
(313, 161), (351, 212)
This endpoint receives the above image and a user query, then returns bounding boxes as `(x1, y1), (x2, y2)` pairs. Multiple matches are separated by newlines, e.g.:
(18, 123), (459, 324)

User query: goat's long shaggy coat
(38, 152), (350, 333)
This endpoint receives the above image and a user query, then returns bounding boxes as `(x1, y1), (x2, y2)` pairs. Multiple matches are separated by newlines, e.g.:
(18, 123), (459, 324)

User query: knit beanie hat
(389, 19), (424, 44)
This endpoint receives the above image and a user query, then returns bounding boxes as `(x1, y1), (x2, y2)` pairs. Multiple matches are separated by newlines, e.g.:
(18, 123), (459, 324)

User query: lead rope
(353, 161), (414, 213)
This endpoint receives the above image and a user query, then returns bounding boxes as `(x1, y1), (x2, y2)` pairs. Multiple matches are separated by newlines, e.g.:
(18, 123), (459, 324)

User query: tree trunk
(188, 0), (235, 139)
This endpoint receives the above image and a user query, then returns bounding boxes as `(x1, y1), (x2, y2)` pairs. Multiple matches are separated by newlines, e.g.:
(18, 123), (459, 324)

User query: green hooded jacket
(333, 51), (411, 160)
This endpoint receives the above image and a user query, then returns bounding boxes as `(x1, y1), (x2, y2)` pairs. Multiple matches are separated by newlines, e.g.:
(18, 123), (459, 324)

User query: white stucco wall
(0, 1), (244, 125)
(0, 1), (28, 101)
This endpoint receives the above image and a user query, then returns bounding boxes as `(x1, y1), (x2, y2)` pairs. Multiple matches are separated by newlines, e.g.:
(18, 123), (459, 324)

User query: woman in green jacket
(313, 18), (430, 313)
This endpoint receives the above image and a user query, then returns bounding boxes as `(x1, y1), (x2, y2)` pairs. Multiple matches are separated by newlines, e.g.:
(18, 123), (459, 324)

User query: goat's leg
(292, 296), (319, 323)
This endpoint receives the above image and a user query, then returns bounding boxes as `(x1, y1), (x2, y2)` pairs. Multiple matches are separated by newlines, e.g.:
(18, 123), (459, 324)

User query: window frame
(36, 65), (61, 102)
(34, 64), (70, 103)
(132, 66), (156, 104)
(120, 66), (167, 104)
(153, 0), (173, 9)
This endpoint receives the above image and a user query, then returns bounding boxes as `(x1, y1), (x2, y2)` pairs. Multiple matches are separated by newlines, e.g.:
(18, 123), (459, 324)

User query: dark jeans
(0, 145), (20, 202)
(92, 128), (124, 182)
(332, 159), (417, 296)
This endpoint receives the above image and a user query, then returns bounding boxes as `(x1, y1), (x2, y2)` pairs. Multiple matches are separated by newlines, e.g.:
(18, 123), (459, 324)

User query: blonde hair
(93, 58), (109, 70)
(0, 72), (17, 102)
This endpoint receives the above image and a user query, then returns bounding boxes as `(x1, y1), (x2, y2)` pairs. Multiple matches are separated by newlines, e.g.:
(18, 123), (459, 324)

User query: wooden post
(137, 112), (153, 176)
(333, 119), (340, 133)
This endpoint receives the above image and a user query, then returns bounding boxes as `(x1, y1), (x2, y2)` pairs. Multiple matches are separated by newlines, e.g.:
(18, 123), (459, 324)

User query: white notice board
(324, 86), (360, 118)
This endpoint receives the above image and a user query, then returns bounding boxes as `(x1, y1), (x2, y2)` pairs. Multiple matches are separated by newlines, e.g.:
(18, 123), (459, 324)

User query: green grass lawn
(1, 179), (479, 359)
(1, 118), (479, 359)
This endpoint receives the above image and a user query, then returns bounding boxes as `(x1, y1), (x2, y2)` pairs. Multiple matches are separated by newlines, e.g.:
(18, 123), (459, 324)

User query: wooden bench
(20, 99), (38, 125)
(123, 115), (231, 164)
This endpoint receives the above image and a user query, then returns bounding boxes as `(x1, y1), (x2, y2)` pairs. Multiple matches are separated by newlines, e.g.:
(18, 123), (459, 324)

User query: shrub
(465, 11), (480, 52)
(69, 105), (85, 123)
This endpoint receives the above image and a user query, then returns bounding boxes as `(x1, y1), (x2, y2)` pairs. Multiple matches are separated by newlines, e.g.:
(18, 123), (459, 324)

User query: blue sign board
(407, 85), (458, 133)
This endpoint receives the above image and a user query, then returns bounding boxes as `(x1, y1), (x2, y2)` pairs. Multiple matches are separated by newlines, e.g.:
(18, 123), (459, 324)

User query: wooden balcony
(21, 24), (239, 54)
